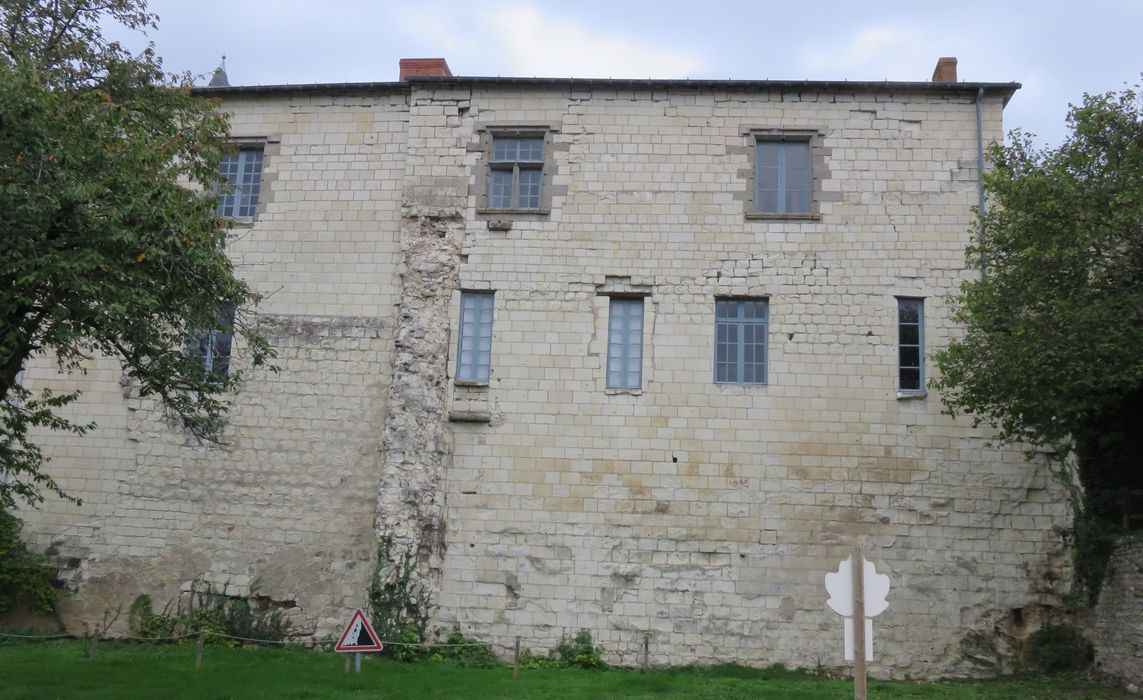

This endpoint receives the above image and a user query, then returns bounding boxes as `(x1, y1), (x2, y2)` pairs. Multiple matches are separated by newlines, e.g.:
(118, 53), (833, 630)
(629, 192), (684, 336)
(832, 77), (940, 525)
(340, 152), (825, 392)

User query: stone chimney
(399, 58), (452, 81)
(931, 57), (957, 83)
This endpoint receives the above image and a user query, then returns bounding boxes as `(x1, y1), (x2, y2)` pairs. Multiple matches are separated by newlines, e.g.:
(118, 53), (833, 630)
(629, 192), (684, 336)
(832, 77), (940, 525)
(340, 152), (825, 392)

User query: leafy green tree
(934, 83), (1143, 603)
(0, 0), (273, 509)
(0, 507), (60, 613)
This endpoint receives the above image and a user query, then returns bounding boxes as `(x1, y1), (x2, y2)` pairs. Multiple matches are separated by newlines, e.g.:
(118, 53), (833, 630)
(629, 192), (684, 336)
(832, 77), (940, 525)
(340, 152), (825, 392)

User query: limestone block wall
(431, 84), (1070, 677)
(1091, 536), (1143, 684)
(14, 77), (1075, 678)
(18, 90), (408, 633)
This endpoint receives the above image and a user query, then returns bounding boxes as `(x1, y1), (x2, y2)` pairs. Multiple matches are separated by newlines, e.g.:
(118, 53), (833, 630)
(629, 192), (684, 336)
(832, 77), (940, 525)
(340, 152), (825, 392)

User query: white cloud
(389, 2), (705, 79)
(799, 24), (977, 82)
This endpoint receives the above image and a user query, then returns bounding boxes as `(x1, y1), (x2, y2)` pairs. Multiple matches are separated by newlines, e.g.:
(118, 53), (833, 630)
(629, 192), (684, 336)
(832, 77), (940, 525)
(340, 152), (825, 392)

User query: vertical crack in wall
(374, 213), (462, 629)
(374, 89), (469, 635)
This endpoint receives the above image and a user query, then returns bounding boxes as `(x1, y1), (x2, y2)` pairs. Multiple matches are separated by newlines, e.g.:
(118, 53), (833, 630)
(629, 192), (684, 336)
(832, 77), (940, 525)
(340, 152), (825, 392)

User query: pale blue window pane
(187, 304), (235, 378)
(755, 140), (811, 214)
(714, 298), (767, 384)
(519, 138), (544, 161)
(518, 168), (542, 209)
(457, 292), (494, 383)
(489, 169), (513, 208)
(897, 298), (924, 391)
(490, 136), (544, 209)
(607, 298), (643, 389)
(217, 147), (264, 217)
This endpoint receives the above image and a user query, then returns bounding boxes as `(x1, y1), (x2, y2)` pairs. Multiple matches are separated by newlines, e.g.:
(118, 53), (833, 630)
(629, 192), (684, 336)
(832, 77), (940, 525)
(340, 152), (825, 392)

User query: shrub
(553, 630), (607, 669)
(127, 594), (176, 639)
(1024, 623), (1094, 673)
(0, 509), (60, 615)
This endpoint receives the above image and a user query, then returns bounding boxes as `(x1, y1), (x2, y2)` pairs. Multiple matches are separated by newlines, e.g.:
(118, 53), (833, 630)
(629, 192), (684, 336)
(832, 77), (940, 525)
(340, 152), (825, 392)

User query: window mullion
(776, 145), (787, 214)
(511, 163), (520, 208)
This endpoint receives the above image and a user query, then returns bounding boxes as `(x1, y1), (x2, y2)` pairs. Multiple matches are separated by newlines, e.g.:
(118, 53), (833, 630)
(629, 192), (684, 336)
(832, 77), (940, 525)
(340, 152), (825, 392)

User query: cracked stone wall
(374, 86), (470, 621)
(19, 80), (1075, 678)
(430, 84), (1071, 678)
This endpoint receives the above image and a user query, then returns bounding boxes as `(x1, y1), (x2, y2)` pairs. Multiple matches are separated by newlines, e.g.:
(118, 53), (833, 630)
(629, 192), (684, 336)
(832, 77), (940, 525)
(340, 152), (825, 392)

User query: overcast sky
(109, 0), (1141, 147)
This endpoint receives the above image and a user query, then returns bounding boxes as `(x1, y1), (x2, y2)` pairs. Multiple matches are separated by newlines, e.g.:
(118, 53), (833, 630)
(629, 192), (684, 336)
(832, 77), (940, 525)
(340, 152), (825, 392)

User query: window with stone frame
(487, 135), (544, 210)
(216, 146), (264, 218)
(755, 139), (811, 215)
(187, 303), (236, 379)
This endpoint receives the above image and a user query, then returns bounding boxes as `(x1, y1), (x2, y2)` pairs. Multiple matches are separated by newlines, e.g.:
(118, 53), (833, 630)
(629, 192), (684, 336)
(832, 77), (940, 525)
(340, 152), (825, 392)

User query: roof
(195, 75), (1020, 105)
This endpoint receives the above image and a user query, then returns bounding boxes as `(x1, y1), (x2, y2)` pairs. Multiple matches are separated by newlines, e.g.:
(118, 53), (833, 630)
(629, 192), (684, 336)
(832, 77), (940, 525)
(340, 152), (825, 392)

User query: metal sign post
(334, 608), (384, 674)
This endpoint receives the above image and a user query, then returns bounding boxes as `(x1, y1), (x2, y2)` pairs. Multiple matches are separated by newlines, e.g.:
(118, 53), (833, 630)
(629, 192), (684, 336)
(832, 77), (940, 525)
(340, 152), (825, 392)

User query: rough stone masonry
(15, 59), (1076, 679)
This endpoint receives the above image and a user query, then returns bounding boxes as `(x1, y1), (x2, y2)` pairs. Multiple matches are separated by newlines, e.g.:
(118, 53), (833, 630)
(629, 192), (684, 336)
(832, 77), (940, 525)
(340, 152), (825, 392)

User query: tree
(934, 83), (1143, 603)
(0, 0), (273, 509)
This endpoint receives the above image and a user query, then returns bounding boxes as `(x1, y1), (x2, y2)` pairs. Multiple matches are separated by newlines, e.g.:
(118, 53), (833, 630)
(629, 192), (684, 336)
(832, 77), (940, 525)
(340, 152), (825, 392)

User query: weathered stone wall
(430, 85), (1070, 677)
(1091, 536), (1143, 684)
(18, 91), (408, 634)
(17, 79), (1074, 678)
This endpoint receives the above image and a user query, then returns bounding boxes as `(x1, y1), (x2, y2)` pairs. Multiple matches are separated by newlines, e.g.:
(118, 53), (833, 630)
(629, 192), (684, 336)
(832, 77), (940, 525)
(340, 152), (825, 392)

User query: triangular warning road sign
(335, 609), (383, 653)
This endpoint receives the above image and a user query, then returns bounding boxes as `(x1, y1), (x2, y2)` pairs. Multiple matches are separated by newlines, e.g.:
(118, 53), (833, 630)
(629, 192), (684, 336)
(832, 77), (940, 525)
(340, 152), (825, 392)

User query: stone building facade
(17, 57), (1072, 677)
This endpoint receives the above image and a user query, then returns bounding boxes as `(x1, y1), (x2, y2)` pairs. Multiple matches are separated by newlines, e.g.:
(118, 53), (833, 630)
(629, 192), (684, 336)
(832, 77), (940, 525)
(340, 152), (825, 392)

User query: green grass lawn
(0, 641), (1131, 699)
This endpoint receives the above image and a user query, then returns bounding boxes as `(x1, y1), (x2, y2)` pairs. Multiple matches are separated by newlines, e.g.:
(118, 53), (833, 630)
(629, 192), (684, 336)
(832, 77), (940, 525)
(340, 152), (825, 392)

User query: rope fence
(1, 628), (648, 675)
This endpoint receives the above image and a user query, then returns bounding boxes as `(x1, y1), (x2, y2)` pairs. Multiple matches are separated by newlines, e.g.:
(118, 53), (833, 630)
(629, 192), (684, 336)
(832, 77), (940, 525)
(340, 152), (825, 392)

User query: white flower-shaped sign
(825, 555), (890, 661)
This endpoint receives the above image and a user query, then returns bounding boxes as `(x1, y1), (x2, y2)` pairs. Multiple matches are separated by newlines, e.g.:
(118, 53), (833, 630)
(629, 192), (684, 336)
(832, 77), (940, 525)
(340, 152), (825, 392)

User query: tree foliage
(934, 84), (1143, 455)
(934, 83), (1143, 604)
(0, 1), (273, 509)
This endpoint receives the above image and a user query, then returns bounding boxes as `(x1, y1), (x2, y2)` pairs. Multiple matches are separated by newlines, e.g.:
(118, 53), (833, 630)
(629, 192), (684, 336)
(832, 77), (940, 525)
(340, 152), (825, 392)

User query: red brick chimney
(399, 58), (452, 81)
(931, 57), (957, 83)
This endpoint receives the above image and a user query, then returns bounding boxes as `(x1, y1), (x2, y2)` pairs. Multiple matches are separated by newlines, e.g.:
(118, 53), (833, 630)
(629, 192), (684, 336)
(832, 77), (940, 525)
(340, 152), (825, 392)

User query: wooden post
(513, 636), (520, 679)
(852, 547), (867, 700)
(85, 623), (96, 660)
(642, 633), (649, 672)
(195, 631), (205, 671)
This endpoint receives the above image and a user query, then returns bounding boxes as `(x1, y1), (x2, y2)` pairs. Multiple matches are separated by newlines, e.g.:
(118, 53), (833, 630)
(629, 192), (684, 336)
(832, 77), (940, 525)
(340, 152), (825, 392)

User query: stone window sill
(476, 208), (550, 217)
(605, 388), (643, 396)
(745, 212), (821, 222)
(897, 390), (928, 401)
(454, 380), (489, 388)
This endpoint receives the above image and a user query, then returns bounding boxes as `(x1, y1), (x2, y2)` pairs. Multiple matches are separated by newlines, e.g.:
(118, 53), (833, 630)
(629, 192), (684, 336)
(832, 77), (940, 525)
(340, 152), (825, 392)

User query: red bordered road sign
(334, 609), (383, 653)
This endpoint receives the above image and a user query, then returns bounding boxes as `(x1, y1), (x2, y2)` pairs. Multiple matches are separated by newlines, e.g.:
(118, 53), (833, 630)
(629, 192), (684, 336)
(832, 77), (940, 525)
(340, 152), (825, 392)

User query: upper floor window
(607, 297), (644, 390)
(715, 298), (768, 385)
(187, 303), (236, 379)
(489, 136), (544, 210)
(217, 146), (264, 218)
(897, 298), (924, 393)
(755, 140), (810, 215)
(456, 291), (494, 384)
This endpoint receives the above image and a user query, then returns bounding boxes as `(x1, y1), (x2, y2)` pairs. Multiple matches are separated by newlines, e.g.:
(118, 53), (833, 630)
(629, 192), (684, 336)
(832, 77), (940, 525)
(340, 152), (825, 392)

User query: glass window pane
(518, 168), (542, 209)
(608, 298), (643, 388)
(457, 292), (494, 382)
(897, 299), (924, 391)
(900, 368), (921, 391)
(899, 301), (920, 323)
(785, 142), (810, 169)
(714, 298), (767, 384)
(520, 138), (544, 162)
(489, 169), (512, 208)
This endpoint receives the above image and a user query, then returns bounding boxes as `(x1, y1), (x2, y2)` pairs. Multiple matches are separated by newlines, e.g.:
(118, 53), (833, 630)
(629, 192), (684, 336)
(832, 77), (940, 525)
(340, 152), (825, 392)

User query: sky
(107, 0), (1141, 148)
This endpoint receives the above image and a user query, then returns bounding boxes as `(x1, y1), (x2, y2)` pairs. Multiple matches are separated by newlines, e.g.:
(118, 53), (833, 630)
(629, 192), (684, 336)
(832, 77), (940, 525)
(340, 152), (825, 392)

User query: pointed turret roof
(208, 56), (229, 87)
